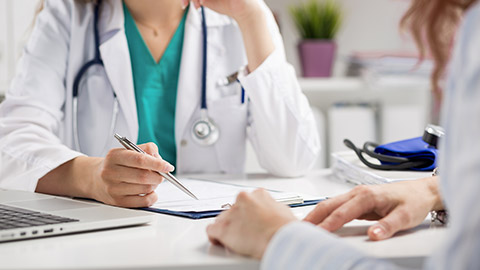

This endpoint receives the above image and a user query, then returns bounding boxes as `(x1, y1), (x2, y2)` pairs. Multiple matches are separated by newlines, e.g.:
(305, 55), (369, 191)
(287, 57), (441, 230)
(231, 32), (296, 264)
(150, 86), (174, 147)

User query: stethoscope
(191, 6), (219, 146)
(72, 1), (221, 153)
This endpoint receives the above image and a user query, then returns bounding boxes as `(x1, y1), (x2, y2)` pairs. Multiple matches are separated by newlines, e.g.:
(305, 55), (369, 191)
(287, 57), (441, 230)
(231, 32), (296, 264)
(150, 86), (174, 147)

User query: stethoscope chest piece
(192, 109), (219, 146)
(189, 7), (219, 147)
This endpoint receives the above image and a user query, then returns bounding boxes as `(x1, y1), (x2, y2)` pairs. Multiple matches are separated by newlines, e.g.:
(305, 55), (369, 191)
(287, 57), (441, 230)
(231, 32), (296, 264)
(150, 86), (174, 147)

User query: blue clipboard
(139, 199), (325, 219)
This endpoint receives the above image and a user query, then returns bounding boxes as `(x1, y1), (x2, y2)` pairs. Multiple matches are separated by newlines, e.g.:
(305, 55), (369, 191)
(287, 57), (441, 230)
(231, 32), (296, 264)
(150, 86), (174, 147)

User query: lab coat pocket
(209, 92), (248, 173)
(212, 79), (244, 100)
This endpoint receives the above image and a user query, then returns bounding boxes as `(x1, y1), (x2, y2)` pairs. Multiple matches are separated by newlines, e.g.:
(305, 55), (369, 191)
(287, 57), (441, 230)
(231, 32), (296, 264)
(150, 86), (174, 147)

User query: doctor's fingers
(101, 164), (164, 185)
(110, 192), (158, 208)
(105, 148), (174, 173)
(138, 142), (160, 157)
(180, 0), (190, 9)
(191, 0), (202, 9)
(105, 182), (158, 197)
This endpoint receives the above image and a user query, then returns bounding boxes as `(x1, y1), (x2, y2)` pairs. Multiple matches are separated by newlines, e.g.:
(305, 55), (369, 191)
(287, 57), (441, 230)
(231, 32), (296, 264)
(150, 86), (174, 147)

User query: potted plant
(290, 0), (343, 77)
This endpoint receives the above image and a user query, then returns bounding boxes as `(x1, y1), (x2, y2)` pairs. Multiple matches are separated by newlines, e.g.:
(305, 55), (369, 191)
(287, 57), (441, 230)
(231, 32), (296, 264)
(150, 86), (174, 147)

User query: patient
(207, 0), (480, 269)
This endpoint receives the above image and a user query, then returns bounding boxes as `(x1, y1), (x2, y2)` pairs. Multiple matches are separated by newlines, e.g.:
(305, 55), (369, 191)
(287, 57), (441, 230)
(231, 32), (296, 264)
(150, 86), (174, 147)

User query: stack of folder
(331, 151), (431, 185)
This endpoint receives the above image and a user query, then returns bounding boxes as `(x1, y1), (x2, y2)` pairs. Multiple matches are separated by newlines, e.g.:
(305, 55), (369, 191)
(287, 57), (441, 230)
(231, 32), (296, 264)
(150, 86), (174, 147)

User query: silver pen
(114, 133), (199, 200)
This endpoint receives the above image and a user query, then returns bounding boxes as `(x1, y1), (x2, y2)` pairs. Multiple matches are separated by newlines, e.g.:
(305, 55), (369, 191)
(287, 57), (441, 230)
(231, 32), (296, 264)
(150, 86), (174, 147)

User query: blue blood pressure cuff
(344, 136), (438, 171)
(374, 137), (438, 171)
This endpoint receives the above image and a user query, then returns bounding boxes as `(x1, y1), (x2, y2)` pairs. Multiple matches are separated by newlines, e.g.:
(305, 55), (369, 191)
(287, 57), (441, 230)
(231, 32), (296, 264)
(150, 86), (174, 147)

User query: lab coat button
(180, 139), (188, 147)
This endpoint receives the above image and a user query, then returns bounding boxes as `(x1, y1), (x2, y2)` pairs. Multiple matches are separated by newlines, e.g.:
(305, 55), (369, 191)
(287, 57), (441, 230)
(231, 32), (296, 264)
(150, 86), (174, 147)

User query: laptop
(0, 189), (155, 242)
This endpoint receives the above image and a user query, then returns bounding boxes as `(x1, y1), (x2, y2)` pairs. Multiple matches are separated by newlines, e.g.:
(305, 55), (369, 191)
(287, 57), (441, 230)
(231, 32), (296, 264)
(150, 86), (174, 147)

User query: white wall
(0, 0), (40, 95)
(264, 0), (417, 76)
(12, 0), (40, 61)
(0, 0), (12, 93)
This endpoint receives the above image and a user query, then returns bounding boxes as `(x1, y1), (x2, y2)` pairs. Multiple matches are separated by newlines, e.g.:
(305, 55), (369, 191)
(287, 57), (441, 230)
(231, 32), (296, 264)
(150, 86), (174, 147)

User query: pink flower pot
(298, 40), (336, 77)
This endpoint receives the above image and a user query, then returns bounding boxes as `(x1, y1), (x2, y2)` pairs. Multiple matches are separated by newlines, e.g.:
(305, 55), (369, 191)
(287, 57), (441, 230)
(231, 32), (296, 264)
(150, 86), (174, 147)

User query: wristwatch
(430, 210), (448, 224)
(430, 167), (448, 224)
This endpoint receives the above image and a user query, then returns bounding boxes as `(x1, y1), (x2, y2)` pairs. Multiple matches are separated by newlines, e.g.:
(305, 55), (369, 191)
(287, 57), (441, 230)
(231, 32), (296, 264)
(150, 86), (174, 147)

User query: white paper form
(152, 178), (303, 212)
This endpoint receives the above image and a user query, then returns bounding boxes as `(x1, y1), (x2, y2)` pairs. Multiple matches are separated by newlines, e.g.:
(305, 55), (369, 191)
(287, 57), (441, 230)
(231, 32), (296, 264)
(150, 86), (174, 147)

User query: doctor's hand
(206, 189), (297, 259)
(183, 0), (274, 72)
(304, 177), (443, 241)
(92, 143), (175, 208)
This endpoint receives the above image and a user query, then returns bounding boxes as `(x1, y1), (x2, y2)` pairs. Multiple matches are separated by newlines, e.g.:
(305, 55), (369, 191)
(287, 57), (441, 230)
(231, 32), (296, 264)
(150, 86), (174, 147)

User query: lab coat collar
(175, 7), (202, 151)
(98, 0), (124, 41)
(98, 0), (138, 141)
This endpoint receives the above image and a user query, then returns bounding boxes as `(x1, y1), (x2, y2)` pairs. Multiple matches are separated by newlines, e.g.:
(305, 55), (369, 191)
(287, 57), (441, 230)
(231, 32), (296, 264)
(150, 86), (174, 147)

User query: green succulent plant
(290, 0), (343, 40)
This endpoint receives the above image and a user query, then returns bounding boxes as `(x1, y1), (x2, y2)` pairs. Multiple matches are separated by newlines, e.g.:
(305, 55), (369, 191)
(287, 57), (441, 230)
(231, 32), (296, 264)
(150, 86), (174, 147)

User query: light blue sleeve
(261, 222), (404, 270)
(424, 3), (480, 270)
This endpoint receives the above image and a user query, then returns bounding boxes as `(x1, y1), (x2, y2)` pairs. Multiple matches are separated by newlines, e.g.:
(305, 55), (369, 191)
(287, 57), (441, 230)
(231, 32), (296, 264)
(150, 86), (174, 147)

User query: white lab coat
(0, 0), (320, 191)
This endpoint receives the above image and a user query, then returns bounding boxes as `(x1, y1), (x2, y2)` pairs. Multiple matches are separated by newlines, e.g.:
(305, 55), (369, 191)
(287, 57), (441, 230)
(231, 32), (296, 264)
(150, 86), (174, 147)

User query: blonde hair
(401, 0), (477, 101)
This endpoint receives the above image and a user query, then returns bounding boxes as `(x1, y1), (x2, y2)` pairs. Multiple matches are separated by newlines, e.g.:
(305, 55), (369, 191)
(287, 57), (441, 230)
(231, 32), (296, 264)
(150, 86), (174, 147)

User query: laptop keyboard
(0, 204), (79, 230)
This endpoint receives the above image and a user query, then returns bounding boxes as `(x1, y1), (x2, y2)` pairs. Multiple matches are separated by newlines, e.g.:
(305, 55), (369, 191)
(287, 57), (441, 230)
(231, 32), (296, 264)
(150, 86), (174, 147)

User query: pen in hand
(114, 133), (199, 200)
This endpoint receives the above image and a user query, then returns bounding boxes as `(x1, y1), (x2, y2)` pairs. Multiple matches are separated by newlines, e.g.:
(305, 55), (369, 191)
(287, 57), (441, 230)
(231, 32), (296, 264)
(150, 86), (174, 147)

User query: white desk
(0, 170), (445, 269)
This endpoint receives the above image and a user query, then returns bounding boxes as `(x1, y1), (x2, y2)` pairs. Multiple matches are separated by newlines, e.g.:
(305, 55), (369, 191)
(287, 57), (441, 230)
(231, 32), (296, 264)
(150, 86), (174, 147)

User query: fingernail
(181, 1), (187, 9)
(164, 163), (175, 172)
(371, 226), (385, 238)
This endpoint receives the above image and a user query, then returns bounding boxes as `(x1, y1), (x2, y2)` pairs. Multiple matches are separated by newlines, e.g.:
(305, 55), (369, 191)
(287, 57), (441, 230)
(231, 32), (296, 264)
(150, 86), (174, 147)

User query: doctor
(0, 0), (319, 207)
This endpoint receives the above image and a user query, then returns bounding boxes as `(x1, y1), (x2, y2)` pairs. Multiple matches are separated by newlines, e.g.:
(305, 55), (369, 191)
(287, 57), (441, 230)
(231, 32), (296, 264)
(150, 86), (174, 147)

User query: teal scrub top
(124, 3), (187, 168)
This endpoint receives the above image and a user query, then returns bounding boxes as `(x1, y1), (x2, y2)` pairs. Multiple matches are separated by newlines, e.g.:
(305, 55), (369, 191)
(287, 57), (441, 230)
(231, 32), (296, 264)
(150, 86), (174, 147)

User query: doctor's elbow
(263, 147), (320, 178)
(271, 167), (308, 178)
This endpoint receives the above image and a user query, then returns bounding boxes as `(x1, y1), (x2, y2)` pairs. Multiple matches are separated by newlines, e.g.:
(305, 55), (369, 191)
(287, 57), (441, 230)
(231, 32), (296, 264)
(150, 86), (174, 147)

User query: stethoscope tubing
(200, 6), (208, 110)
(72, 0), (118, 153)
(343, 139), (429, 171)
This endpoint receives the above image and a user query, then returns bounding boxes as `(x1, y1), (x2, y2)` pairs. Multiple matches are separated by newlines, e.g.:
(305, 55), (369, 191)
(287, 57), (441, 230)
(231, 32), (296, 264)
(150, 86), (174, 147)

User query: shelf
(299, 78), (364, 92)
(299, 77), (430, 93)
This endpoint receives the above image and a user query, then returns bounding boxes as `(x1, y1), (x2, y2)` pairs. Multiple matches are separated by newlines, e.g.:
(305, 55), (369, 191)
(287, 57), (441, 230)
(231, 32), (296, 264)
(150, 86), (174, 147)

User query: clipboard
(138, 178), (325, 219)
(140, 199), (325, 219)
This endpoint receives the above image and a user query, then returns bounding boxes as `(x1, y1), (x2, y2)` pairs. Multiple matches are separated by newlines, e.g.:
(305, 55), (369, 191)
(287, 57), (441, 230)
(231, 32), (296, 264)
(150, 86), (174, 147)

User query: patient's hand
(206, 189), (297, 259)
(304, 176), (443, 241)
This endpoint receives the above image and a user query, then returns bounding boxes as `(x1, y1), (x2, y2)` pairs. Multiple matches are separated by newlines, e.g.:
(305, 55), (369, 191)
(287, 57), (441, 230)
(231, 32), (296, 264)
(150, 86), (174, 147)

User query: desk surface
(0, 170), (445, 270)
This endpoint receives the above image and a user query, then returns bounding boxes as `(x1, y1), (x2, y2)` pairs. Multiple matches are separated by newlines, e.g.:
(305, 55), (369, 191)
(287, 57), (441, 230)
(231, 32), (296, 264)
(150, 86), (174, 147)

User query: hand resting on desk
(304, 176), (443, 240)
(206, 176), (444, 259)
(206, 189), (297, 259)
